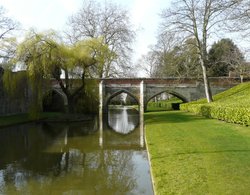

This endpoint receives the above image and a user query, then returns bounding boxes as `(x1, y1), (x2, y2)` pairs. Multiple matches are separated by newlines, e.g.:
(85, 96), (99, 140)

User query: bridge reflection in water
(108, 107), (139, 134)
(99, 106), (144, 148)
(0, 109), (152, 194)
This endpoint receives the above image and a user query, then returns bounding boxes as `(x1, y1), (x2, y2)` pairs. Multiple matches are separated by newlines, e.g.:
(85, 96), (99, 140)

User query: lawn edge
(144, 125), (157, 195)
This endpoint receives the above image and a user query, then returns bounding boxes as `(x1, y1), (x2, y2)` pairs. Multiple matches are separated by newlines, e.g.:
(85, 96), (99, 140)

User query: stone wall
(0, 70), (31, 116)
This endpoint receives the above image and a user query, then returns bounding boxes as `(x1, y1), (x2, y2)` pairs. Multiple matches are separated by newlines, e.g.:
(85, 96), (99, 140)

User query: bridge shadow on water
(144, 111), (209, 124)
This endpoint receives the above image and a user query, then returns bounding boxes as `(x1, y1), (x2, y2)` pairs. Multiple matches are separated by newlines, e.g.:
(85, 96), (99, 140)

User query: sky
(0, 0), (170, 65)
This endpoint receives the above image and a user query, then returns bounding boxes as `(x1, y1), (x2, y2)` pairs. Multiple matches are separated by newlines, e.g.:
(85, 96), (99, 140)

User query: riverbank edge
(0, 113), (95, 128)
(144, 125), (157, 195)
(144, 110), (250, 194)
(0, 113), (36, 128)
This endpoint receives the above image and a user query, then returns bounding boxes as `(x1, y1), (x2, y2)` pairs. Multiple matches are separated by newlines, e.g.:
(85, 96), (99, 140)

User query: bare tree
(136, 51), (161, 78)
(0, 6), (19, 62)
(66, 0), (136, 78)
(226, 0), (250, 39)
(160, 0), (238, 103)
(137, 31), (182, 78)
(146, 33), (202, 78)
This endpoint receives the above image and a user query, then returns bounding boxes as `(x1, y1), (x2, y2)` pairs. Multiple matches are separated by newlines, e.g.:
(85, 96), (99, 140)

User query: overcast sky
(0, 0), (170, 64)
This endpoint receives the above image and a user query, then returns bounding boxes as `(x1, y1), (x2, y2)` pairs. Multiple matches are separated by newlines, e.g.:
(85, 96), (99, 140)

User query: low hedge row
(180, 103), (250, 126)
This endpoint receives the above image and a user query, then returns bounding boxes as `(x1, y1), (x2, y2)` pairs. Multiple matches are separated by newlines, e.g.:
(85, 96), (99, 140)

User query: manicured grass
(145, 111), (250, 195)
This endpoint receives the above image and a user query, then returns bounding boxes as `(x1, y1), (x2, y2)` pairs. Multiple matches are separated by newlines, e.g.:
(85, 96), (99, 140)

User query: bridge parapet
(99, 77), (248, 113)
(101, 77), (249, 85)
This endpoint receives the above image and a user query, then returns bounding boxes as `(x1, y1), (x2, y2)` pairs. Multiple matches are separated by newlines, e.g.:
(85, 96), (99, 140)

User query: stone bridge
(0, 72), (248, 115)
(99, 77), (245, 113)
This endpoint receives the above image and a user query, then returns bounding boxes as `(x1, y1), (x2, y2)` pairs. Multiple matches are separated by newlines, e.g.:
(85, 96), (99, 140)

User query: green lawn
(145, 111), (250, 195)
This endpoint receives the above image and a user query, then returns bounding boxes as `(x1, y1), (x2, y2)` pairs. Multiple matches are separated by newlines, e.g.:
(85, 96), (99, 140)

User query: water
(0, 107), (153, 195)
(108, 107), (139, 134)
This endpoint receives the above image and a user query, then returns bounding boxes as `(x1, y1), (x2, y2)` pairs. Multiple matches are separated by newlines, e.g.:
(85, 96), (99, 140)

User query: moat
(0, 107), (154, 195)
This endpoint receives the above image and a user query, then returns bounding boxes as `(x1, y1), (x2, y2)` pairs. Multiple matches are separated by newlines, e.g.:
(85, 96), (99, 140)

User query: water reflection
(108, 107), (139, 134)
(0, 113), (153, 194)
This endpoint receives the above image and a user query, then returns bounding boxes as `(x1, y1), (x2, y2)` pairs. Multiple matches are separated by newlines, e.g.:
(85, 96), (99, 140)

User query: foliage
(74, 79), (99, 113)
(2, 69), (28, 99)
(138, 37), (203, 78)
(180, 82), (250, 125)
(145, 111), (250, 194)
(4, 30), (113, 114)
(208, 38), (245, 76)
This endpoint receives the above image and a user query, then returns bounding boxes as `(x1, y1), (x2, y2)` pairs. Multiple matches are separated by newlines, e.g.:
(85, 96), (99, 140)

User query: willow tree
(7, 30), (114, 113)
(160, 0), (239, 103)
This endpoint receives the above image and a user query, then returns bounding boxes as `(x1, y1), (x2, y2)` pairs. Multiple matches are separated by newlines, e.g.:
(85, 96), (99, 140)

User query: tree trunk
(200, 60), (213, 103)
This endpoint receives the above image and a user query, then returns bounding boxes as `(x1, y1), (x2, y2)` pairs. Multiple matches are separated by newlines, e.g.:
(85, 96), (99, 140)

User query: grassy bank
(145, 111), (250, 194)
(0, 112), (63, 127)
(181, 82), (250, 125)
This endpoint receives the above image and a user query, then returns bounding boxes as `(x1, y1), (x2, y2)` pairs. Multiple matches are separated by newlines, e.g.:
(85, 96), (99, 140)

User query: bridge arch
(42, 89), (68, 112)
(104, 89), (139, 111)
(145, 90), (188, 111)
(147, 90), (188, 103)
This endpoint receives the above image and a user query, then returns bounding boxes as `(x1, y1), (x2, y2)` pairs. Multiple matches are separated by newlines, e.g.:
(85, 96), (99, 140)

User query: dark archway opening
(146, 91), (187, 112)
(106, 90), (140, 111)
(43, 90), (65, 112)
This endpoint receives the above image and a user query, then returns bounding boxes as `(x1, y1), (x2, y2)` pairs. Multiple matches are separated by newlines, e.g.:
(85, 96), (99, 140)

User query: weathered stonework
(0, 70), (31, 116)
(100, 77), (249, 112)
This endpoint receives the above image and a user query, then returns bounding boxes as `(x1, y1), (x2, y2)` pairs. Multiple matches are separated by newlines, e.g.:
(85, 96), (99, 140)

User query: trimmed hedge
(147, 97), (182, 111)
(180, 82), (250, 126)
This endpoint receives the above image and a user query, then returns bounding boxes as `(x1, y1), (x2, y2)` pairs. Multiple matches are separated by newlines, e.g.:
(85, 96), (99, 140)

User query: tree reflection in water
(0, 111), (153, 194)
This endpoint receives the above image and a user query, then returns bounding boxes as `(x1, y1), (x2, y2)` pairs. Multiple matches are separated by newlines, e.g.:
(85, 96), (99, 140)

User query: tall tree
(208, 38), (245, 76)
(0, 6), (19, 62)
(161, 39), (201, 77)
(66, 0), (135, 78)
(137, 31), (183, 78)
(160, 0), (238, 102)
(140, 37), (202, 78)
